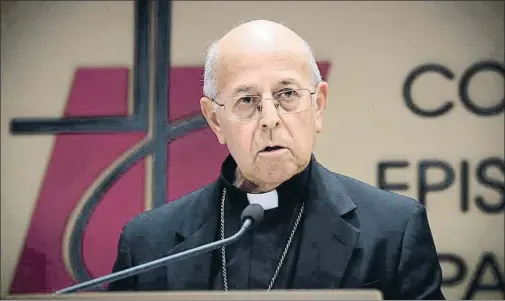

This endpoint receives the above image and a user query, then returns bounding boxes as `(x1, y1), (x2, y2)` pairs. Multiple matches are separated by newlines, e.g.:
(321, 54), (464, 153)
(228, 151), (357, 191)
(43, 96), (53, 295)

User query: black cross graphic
(9, 0), (207, 284)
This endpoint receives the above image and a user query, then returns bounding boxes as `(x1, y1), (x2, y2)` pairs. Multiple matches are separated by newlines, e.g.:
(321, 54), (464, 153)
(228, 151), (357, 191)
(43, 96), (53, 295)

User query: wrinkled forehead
(216, 49), (312, 97)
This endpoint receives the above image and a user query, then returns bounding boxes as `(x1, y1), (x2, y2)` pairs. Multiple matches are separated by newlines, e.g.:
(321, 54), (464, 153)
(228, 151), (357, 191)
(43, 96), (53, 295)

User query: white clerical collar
(246, 190), (279, 210)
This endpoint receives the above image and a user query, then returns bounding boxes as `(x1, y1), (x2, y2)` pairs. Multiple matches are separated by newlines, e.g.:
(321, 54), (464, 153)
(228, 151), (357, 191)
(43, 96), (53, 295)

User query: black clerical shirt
(210, 156), (312, 290)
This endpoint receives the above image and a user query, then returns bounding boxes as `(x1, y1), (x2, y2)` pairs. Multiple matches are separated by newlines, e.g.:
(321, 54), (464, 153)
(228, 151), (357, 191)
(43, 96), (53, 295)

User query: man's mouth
(261, 145), (285, 152)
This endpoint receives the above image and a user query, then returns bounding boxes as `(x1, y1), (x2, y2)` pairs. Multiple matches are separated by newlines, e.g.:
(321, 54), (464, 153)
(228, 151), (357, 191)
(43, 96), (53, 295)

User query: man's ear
(200, 96), (226, 144)
(314, 81), (328, 133)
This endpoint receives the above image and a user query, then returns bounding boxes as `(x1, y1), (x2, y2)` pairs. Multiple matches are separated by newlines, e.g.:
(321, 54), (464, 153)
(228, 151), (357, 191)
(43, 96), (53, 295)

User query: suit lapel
(165, 182), (220, 290)
(292, 161), (360, 289)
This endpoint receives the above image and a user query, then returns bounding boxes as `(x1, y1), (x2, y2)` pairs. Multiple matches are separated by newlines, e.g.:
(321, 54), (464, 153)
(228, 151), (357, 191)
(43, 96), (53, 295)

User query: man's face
(202, 50), (328, 189)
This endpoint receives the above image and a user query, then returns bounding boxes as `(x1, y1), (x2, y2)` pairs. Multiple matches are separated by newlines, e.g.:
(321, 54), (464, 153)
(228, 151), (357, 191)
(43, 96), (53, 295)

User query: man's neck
(233, 168), (279, 193)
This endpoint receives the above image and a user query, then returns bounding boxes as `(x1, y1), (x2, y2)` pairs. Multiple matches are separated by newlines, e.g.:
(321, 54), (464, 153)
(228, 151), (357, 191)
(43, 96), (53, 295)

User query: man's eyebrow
(278, 78), (302, 87)
(231, 85), (256, 96)
(229, 79), (302, 97)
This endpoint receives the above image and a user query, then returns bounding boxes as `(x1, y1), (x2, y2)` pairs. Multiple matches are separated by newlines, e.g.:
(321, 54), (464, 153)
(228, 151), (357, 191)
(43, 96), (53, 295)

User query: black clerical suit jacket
(108, 157), (445, 300)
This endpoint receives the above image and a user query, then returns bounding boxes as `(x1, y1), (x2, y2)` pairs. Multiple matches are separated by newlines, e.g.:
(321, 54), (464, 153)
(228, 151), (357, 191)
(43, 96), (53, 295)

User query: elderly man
(108, 20), (445, 299)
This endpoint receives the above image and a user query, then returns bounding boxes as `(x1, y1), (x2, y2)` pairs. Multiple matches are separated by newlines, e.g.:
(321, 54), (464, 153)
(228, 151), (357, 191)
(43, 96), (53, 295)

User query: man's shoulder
(336, 172), (422, 215)
(119, 181), (217, 241)
(318, 163), (424, 232)
(329, 170), (427, 245)
(315, 160), (423, 216)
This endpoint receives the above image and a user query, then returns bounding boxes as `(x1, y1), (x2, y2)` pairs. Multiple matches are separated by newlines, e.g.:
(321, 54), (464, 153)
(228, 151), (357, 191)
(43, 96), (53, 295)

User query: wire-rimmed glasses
(212, 88), (316, 121)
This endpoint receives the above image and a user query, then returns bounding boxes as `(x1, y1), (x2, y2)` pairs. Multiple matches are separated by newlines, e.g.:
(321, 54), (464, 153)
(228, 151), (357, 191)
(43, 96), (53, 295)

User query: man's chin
(247, 154), (299, 186)
(256, 166), (297, 186)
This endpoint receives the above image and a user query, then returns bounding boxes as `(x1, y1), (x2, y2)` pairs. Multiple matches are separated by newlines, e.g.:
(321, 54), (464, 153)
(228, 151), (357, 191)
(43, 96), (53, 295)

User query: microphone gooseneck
(55, 204), (264, 294)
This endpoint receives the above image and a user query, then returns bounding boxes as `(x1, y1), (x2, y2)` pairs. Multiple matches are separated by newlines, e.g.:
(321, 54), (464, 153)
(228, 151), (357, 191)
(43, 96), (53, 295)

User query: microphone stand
(55, 219), (253, 294)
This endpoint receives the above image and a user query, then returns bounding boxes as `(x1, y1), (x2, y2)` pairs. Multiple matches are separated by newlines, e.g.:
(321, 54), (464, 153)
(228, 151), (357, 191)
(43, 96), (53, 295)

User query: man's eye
(278, 89), (298, 99)
(238, 96), (256, 105)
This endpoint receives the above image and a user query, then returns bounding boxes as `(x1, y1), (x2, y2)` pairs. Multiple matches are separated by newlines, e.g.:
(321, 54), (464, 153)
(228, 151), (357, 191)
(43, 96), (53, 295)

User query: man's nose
(259, 98), (281, 129)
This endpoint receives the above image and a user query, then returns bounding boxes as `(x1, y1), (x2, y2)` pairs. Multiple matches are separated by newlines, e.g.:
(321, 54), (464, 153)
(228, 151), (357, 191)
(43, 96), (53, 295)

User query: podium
(6, 290), (383, 300)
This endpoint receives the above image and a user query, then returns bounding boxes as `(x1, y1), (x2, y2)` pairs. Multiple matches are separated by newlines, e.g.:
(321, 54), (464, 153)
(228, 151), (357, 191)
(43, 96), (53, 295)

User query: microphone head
(240, 204), (264, 228)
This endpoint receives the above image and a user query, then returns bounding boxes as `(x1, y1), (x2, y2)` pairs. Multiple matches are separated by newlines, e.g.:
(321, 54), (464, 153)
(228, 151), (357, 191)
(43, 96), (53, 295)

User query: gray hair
(202, 40), (323, 100)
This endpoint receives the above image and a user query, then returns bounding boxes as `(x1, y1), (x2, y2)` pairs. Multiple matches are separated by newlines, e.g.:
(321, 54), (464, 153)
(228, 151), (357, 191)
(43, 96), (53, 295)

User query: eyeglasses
(212, 88), (316, 121)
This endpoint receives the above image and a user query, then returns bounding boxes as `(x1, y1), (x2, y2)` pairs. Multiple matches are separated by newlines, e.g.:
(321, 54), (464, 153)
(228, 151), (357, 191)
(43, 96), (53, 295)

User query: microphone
(55, 204), (264, 294)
